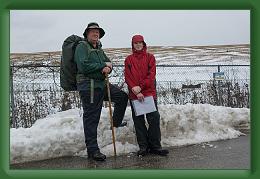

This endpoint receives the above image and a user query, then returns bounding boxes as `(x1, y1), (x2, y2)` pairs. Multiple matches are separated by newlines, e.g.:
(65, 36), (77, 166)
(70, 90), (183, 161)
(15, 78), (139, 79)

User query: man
(74, 22), (128, 161)
(124, 35), (169, 157)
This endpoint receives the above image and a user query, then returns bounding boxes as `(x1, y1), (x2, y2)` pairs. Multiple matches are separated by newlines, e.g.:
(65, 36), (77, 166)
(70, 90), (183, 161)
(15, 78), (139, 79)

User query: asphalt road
(10, 135), (250, 169)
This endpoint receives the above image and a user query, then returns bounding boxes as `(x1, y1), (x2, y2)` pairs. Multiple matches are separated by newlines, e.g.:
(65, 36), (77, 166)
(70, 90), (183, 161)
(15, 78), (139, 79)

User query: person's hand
(102, 66), (111, 74)
(132, 86), (141, 95)
(136, 93), (144, 102)
(105, 62), (112, 69)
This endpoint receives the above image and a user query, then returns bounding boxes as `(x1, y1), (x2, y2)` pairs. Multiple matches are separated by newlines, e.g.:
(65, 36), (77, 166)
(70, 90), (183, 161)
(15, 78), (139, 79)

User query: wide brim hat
(83, 22), (105, 39)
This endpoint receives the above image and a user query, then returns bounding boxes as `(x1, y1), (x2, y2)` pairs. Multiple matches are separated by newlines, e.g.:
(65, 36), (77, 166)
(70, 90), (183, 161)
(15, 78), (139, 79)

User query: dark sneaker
(88, 151), (106, 161)
(137, 148), (148, 157)
(110, 121), (127, 129)
(149, 148), (169, 156)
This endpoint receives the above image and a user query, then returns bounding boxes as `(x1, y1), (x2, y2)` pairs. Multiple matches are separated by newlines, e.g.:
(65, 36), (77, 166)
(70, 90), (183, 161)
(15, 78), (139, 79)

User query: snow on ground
(10, 103), (250, 164)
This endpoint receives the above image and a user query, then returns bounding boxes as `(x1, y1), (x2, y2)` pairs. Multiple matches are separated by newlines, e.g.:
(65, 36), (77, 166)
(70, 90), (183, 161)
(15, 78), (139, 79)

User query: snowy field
(11, 44), (250, 81)
(106, 44), (250, 65)
(10, 103), (249, 164)
(10, 44), (249, 66)
(11, 44), (250, 88)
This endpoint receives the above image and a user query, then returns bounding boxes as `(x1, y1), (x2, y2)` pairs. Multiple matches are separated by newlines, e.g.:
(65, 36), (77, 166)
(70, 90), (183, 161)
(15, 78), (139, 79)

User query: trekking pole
(105, 74), (117, 156)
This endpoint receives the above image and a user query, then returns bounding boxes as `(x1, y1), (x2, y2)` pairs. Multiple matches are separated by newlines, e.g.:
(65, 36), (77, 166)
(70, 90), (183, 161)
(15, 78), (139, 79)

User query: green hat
(83, 22), (105, 39)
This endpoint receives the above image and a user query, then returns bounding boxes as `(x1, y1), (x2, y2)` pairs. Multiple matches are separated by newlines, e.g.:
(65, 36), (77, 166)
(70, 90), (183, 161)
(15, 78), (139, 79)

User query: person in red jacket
(124, 35), (169, 156)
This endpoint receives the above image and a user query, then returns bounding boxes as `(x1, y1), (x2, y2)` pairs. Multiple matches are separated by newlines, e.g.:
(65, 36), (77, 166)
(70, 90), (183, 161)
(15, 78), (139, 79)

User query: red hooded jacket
(124, 35), (157, 100)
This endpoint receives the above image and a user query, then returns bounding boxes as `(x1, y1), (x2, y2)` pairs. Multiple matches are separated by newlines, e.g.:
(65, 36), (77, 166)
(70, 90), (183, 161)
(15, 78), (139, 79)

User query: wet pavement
(10, 135), (250, 169)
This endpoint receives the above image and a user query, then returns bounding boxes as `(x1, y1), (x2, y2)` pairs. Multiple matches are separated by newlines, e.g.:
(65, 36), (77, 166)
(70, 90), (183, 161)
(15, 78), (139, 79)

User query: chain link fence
(10, 64), (250, 128)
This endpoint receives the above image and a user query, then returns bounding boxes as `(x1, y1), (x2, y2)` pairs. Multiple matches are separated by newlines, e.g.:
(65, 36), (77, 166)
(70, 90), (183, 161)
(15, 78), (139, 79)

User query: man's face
(87, 29), (100, 43)
(133, 41), (144, 51)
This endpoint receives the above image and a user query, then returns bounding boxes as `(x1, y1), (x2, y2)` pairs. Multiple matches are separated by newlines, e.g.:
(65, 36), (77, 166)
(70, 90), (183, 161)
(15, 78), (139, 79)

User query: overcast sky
(10, 10), (250, 53)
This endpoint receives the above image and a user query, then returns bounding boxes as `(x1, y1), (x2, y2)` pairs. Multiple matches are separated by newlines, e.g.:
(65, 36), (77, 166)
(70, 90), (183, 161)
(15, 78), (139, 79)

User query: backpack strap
(90, 79), (94, 103)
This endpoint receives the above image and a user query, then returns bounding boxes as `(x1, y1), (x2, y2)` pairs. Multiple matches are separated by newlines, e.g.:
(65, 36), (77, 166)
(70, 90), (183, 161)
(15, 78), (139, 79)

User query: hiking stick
(105, 74), (117, 156)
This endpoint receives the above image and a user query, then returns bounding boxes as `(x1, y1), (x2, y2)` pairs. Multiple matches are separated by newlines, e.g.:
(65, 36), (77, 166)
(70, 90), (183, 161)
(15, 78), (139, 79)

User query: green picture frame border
(1, 0), (259, 178)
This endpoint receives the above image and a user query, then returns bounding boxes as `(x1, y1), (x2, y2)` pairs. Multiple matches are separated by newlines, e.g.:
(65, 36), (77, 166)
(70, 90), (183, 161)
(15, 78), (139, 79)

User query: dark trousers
(104, 84), (128, 127)
(79, 84), (128, 154)
(130, 99), (162, 150)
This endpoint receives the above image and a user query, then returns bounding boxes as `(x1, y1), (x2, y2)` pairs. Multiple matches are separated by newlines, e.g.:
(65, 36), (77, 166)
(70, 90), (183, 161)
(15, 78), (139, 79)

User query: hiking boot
(110, 121), (127, 129)
(137, 148), (148, 157)
(149, 148), (169, 156)
(88, 150), (106, 161)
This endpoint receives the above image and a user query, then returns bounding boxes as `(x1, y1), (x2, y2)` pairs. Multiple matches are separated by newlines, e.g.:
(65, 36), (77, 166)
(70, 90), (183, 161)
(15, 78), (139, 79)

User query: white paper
(132, 96), (157, 116)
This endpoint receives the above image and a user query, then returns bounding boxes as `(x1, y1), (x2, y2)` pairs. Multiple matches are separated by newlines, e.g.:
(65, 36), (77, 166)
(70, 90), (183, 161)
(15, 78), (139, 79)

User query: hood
(131, 35), (147, 54)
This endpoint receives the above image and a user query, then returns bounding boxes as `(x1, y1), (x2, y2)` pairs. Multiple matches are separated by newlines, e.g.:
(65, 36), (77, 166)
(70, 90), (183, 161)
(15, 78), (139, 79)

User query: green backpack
(60, 35), (84, 91)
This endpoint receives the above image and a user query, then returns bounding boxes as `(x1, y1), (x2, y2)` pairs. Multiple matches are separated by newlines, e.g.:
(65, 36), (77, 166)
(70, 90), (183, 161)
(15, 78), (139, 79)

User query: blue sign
(213, 72), (224, 80)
